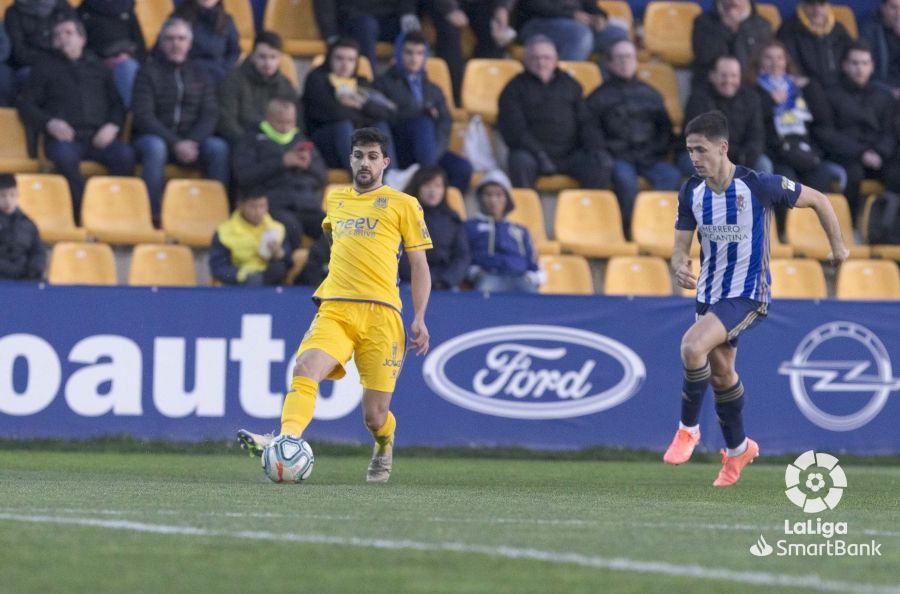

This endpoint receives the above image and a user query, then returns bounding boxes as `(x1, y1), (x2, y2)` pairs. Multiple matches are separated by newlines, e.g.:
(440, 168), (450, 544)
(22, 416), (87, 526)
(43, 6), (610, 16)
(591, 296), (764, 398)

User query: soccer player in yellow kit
(238, 127), (433, 482)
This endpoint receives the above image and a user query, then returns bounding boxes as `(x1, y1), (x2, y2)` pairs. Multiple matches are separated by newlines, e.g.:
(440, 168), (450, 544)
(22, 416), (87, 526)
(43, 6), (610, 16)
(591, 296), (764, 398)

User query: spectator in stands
(132, 17), (229, 220)
(313, 0), (421, 69)
(209, 188), (292, 286)
(817, 42), (899, 222)
(424, 0), (516, 104)
(398, 165), (470, 290)
(498, 35), (612, 190)
(302, 37), (395, 172)
(217, 31), (297, 145)
(587, 39), (680, 233)
(19, 18), (134, 216)
(0, 21), (16, 106)
(5, 0), (75, 74)
(0, 173), (46, 281)
(516, 0), (628, 61)
(465, 171), (543, 294)
(77, 0), (145, 107)
(232, 97), (327, 250)
(373, 32), (473, 191)
(681, 55), (768, 175)
(691, 0), (773, 85)
(777, 0), (853, 88)
(862, 0), (900, 98)
(172, 0), (240, 83)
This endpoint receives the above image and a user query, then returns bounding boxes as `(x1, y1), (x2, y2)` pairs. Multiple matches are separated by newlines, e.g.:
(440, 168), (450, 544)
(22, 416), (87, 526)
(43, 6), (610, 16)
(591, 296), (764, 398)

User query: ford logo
(423, 325), (645, 419)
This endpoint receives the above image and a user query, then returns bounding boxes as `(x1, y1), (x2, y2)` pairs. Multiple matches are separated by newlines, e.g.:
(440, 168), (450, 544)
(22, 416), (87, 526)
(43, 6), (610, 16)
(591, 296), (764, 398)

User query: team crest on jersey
(736, 194), (746, 212)
(781, 177), (796, 191)
(374, 196), (388, 208)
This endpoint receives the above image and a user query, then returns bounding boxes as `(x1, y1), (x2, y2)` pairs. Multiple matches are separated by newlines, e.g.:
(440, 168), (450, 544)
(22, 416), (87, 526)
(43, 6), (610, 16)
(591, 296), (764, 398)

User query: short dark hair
(54, 17), (86, 39)
(843, 40), (873, 62)
(237, 187), (267, 202)
(402, 31), (428, 48)
(351, 127), (390, 156)
(325, 37), (360, 69)
(684, 110), (729, 141)
(0, 173), (16, 191)
(253, 31), (283, 52)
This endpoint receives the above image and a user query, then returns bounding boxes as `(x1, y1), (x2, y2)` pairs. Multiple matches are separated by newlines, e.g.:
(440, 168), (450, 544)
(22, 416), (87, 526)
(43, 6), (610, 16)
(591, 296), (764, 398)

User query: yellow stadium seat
(48, 241), (117, 285)
(604, 255), (672, 296)
(327, 168), (351, 184)
(279, 53), (300, 90)
(444, 186), (467, 220)
(461, 59), (523, 124)
(770, 217), (794, 258)
(630, 191), (701, 258)
(285, 247), (310, 285)
(769, 258), (827, 299)
(535, 175), (580, 191)
(128, 243), (197, 287)
(134, 0), (173, 47)
(223, 0), (255, 53)
(598, 1), (635, 40)
(636, 62), (684, 132)
(677, 257), (701, 298)
(15, 174), (87, 243)
(426, 57), (467, 121)
(785, 194), (869, 259)
(555, 190), (638, 257)
(836, 260), (900, 300)
(0, 1), (13, 14)
(161, 179), (230, 248)
(448, 120), (467, 155)
(82, 176), (166, 245)
(263, 0), (326, 57)
(507, 188), (560, 255)
(860, 194), (900, 261)
(310, 53), (374, 80)
(832, 4), (858, 39)
(539, 254), (594, 295)
(558, 61), (603, 96)
(0, 108), (41, 173)
(755, 3), (782, 31)
(642, 1), (702, 67)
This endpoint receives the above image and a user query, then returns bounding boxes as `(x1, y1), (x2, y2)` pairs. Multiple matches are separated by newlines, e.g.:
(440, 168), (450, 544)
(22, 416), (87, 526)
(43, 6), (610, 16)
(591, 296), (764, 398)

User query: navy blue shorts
(695, 297), (767, 347)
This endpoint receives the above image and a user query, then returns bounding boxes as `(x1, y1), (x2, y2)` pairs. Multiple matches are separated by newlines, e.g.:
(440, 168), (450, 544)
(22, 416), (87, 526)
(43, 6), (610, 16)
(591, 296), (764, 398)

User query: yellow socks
(371, 411), (396, 454)
(280, 376), (318, 437)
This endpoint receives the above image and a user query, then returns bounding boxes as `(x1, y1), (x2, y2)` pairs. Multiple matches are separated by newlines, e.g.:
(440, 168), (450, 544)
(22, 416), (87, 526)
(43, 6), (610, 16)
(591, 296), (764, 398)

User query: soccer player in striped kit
(663, 110), (849, 486)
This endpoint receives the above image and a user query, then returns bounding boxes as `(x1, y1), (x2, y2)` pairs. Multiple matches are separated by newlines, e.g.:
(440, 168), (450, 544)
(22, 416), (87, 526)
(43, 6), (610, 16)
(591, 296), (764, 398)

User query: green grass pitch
(0, 449), (897, 593)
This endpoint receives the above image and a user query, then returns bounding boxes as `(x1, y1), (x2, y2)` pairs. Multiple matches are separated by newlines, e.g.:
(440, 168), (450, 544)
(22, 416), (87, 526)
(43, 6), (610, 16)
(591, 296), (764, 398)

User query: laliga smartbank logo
(749, 450), (882, 558)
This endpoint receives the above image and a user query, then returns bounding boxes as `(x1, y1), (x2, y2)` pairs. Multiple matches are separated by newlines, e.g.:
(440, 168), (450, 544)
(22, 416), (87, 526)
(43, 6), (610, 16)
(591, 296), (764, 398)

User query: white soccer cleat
(237, 429), (274, 457)
(366, 443), (393, 483)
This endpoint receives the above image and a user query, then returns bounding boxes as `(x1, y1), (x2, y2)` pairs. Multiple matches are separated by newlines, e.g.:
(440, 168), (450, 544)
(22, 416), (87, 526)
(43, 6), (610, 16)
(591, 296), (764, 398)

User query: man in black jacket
(0, 174), (46, 281)
(132, 17), (228, 217)
(373, 31), (472, 191)
(777, 0), (853, 88)
(232, 97), (327, 250)
(691, 0), (773, 85)
(587, 39), (680, 232)
(18, 17), (134, 215)
(498, 35), (612, 190)
(5, 0), (75, 72)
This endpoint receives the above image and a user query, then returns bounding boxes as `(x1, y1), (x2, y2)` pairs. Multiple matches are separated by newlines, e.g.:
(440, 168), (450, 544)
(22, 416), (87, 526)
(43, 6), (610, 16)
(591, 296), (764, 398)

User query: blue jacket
(464, 215), (538, 277)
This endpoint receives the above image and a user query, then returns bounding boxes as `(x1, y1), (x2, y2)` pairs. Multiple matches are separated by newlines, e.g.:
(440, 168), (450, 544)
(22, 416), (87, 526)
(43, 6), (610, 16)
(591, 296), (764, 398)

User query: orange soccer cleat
(663, 428), (701, 465)
(713, 438), (760, 487)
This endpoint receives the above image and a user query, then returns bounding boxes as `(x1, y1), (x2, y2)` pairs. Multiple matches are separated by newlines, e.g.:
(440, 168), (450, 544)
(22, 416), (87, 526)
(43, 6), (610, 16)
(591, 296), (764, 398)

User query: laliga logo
(778, 322), (900, 431)
(785, 450), (846, 513)
(423, 325), (645, 420)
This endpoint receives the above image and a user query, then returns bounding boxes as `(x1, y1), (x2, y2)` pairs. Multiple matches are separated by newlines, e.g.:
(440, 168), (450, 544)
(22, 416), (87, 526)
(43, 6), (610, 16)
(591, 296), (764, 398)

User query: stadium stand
(860, 194), (900, 261)
(461, 58), (523, 125)
(631, 191), (700, 258)
(425, 57), (467, 121)
(604, 255), (672, 296)
(81, 177), (166, 245)
(836, 260), (900, 300)
(161, 179), (230, 248)
(223, 0), (256, 53)
(444, 186), (467, 220)
(15, 174), (87, 243)
(832, 4), (858, 39)
(558, 60), (603, 96)
(134, 0), (173, 47)
(539, 254), (594, 295)
(47, 241), (117, 286)
(507, 187), (561, 255)
(554, 190), (638, 258)
(0, 108), (41, 174)
(128, 243), (198, 287)
(310, 53), (375, 80)
(769, 258), (828, 299)
(755, 3), (782, 31)
(642, 1), (702, 67)
(635, 61), (684, 132)
(263, 0), (326, 57)
(785, 194), (870, 260)
(598, 1), (636, 40)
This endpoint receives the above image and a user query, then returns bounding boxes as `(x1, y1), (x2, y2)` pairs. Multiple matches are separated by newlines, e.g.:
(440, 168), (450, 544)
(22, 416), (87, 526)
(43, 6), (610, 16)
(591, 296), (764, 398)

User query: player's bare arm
(794, 185), (850, 264)
(407, 249), (431, 356)
(671, 230), (697, 290)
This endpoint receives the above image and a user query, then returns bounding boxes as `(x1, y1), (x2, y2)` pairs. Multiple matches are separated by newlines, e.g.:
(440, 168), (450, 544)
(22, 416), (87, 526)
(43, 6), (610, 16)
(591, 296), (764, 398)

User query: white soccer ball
(261, 435), (315, 483)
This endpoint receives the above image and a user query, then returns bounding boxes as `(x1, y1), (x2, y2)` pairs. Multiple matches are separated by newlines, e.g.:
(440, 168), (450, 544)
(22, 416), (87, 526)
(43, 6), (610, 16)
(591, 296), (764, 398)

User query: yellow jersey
(314, 184), (432, 312)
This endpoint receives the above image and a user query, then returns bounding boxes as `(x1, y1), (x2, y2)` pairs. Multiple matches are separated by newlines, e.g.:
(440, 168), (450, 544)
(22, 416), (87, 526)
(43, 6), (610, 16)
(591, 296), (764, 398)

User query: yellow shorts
(296, 300), (406, 393)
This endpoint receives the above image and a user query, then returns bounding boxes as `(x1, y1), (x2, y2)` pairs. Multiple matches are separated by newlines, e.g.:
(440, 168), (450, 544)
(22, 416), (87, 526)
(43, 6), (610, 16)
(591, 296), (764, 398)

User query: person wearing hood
(373, 31), (473, 192)
(464, 171), (544, 294)
(398, 165), (470, 290)
(217, 31), (297, 145)
(76, 0), (145, 107)
(18, 17), (134, 217)
(172, 0), (240, 83)
(777, 0), (853, 88)
(5, 0), (75, 73)
(691, 0), (773, 86)
(132, 17), (229, 219)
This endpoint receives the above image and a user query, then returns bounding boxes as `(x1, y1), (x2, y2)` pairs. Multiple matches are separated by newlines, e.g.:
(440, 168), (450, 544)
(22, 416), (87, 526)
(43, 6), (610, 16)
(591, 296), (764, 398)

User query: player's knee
(710, 372), (737, 391)
(680, 336), (708, 364)
(293, 354), (329, 382)
(363, 410), (387, 432)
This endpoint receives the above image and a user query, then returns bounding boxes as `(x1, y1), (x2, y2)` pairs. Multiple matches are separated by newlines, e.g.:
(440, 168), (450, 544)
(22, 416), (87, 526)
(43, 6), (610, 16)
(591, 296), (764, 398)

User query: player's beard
(355, 168), (378, 189)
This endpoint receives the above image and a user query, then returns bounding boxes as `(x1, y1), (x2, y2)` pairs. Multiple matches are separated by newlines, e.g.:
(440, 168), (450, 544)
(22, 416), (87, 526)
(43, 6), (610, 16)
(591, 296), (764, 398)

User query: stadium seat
(642, 1), (702, 67)
(81, 176), (166, 245)
(539, 254), (594, 295)
(15, 174), (87, 243)
(279, 53), (300, 90)
(598, 1), (635, 40)
(535, 175), (580, 192)
(263, 0), (326, 56)
(832, 4), (858, 39)
(310, 53), (374, 80)
(223, 0), (255, 53)
(426, 57), (467, 121)
(558, 61), (603, 96)
(47, 241), (117, 285)
(636, 62), (684, 132)
(785, 194), (870, 259)
(507, 188), (560, 255)
(554, 190), (638, 257)
(769, 258), (827, 299)
(770, 217), (794, 258)
(860, 194), (900, 261)
(285, 247), (310, 285)
(327, 169), (351, 184)
(836, 260), (900, 300)
(128, 243), (198, 287)
(448, 120), (468, 155)
(134, 0), (173, 47)
(755, 3), (782, 31)
(604, 255), (672, 296)
(445, 186), (467, 220)
(461, 59), (523, 125)
(631, 191), (697, 258)
(161, 179), (230, 248)
(0, 108), (41, 173)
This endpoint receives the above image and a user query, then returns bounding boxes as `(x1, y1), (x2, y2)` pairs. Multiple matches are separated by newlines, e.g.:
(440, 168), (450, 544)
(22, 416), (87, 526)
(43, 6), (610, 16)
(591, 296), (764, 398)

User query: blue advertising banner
(1, 283), (898, 453)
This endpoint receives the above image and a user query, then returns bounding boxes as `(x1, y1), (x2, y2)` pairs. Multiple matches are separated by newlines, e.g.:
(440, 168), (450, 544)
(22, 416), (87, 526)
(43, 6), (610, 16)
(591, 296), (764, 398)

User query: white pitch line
(0, 512), (897, 594)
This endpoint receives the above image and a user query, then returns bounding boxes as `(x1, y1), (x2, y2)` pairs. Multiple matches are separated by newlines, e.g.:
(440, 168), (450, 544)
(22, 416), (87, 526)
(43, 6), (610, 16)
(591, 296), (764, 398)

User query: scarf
(260, 121), (298, 145)
(757, 72), (812, 137)
(796, 5), (835, 37)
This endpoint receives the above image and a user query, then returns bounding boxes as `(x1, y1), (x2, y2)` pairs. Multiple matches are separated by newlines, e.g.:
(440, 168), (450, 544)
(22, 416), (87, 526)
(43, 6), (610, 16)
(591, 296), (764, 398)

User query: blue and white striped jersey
(676, 166), (801, 304)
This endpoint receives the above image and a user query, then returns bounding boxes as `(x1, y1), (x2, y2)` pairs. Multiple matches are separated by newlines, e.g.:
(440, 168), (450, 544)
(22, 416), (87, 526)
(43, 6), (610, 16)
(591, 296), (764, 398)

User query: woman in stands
(173, 0), (240, 82)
